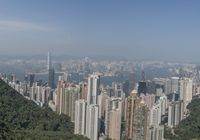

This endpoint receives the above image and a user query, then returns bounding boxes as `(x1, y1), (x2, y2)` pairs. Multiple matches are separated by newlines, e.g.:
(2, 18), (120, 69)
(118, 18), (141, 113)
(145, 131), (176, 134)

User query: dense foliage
(0, 80), (88, 140)
(165, 98), (200, 140)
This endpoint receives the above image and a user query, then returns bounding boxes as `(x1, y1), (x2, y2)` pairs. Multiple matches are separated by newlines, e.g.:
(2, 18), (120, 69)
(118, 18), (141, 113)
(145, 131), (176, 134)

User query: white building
(168, 100), (184, 128)
(150, 103), (161, 126)
(74, 99), (87, 135)
(179, 78), (193, 101)
(149, 125), (165, 140)
(86, 104), (99, 140)
(87, 74), (100, 105)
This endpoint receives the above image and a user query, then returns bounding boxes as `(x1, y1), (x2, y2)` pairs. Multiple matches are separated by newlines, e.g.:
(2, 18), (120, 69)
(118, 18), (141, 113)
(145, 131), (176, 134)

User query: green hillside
(165, 98), (200, 140)
(0, 79), (88, 140)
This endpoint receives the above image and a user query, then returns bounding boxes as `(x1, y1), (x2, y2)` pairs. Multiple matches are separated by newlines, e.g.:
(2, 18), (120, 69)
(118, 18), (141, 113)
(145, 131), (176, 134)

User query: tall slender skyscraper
(47, 52), (55, 88)
(47, 51), (52, 70)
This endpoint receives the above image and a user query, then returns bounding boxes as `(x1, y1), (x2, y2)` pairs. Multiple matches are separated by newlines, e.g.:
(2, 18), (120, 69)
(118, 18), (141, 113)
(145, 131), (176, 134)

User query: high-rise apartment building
(150, 103), (161, 126)
(126, 90), (149, 140)
(179, 78), (193, 101)
(171, 77), (179, 93)
(86, 104), (99, 140)
(80, 81), (88, 100)
(105, 97), (122, 140)
(74, 99), (87, 135)
(56, 80), (79, 122)
(168, 100), (184, 128)
(149, 125), (165, 140)
(87, 74), (100, 105)
(108, 109), (121, 140)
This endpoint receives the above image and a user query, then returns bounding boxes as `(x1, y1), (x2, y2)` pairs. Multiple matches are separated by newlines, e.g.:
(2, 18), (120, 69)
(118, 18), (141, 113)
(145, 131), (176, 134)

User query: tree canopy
(165, 98), (200, 140)
(0, 79), (89, 140)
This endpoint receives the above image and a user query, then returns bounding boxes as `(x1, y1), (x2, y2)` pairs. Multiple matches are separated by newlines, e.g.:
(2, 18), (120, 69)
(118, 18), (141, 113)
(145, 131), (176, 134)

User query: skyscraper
(138, 81), (147, 95)
(87, 74), (100, 105)
(47, 51), (52, 70)
(179, 78), (193, 103)
(105, 97), (122, 140)
(56, 81), (79, 122)
(86, 104), (99, 140)
(48, 67), (55, 89)
(74, 99), (87, 135)
(47, 52), (55, 88)
(126, 90), (149, 140)
(171, 77), (179, 93)
(29, 74), (35, 87)
(149, 125), (165, 140)
(167, 100), (184, 128)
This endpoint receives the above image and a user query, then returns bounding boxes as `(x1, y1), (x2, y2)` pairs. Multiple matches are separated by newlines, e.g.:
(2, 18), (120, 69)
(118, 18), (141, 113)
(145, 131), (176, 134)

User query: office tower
(87, 74), (100, 105)
(168, 100), (184, 128)
(86, 104), (99, 140)
(138, 81), (147, 95)
(74, 99), (87, 135)
(123, 80), (130, 97)
(171, 77), (179, 93)
(83, 57), (90, 77)
(138, 80), (155, 95)
(29, 74), (35, 87)
(47, 52), (55, 89)
(47, 51), (52, 70)
(105, 97), (122, 140)
(24, 75), (28, 83)
(126, 90), (149, 140)
(48, 67), (55, 89)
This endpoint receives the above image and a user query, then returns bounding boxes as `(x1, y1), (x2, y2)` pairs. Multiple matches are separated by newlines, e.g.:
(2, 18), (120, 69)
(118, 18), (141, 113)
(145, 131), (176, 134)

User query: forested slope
(0, 79), (88, 140)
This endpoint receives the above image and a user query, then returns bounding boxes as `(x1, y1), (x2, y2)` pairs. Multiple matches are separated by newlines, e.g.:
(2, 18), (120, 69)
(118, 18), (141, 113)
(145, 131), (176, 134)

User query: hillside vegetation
(0, 79), (88, 140)
(165, 98), (200, 140)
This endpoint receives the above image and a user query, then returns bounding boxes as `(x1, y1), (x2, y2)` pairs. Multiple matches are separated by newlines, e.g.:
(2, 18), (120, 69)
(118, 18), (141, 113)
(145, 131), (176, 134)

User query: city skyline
(1, 1), (200, 140)
(0, 1), (200, 61)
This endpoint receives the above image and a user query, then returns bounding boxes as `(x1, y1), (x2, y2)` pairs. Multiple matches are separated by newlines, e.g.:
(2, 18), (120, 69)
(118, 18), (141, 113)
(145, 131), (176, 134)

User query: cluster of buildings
(72, 75), (197, 140)
(1, 52), (200, 140)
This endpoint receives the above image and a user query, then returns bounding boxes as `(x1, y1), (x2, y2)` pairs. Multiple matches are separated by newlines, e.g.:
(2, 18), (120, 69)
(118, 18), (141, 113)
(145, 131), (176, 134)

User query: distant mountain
(164, 98), (200, 140)
(0, 79), (88, 140)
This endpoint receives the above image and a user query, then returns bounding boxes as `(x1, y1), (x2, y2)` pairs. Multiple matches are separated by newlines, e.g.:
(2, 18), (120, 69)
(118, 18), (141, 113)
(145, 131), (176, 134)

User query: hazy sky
(0, 0), (200, 61)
